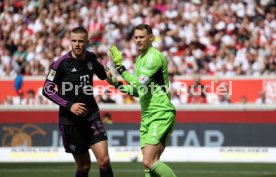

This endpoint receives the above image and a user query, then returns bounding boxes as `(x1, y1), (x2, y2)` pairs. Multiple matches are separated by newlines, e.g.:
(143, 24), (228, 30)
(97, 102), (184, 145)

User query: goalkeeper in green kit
(107, 24), (177, 177)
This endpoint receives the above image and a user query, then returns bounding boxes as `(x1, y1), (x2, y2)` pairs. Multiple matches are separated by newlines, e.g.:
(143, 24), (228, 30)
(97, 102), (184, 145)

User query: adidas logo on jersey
(71, 68), (77, 72)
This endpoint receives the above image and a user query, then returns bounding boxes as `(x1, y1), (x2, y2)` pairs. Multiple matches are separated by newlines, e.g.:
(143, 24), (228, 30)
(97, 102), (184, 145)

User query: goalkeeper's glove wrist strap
(116, 65), (126, 75)
(115, 81), (123, 89)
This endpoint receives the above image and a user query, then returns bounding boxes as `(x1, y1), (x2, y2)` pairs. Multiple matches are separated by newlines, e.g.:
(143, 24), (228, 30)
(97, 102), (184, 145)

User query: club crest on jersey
(87, 62), (93, 70)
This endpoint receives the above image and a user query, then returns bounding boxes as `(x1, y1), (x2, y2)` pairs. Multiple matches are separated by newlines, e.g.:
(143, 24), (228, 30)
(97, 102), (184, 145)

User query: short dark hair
(135, 24), (153, 35)
(71, 26), (88, 35)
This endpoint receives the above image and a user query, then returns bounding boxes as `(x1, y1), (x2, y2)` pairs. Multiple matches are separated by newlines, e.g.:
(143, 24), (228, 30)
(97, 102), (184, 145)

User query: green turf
(0, 162), (275, 177)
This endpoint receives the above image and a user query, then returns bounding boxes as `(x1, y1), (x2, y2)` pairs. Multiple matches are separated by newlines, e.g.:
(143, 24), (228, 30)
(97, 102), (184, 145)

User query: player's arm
(109, 46), (161, 88)
(90, 52), (107, 80)
(116, 82), (139, 97)
(42, 62), (74, 110)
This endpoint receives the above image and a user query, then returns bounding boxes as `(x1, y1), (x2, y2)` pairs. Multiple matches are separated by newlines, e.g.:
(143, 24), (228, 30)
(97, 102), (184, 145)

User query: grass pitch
(0, 162), (275, 177)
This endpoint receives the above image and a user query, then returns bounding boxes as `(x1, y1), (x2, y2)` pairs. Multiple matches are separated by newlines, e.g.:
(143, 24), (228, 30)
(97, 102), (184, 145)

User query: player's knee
(78, 164), (91, 173)
(98, 156), (111, 168)
(143, 159), (154, 169)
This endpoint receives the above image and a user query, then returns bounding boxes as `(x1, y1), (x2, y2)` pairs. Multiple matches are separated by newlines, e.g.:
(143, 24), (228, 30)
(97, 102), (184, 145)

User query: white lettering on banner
(1, 147), (276, 162)
(107, 130), (125, 146)
(183, 130), (200, 146)
(204, 130), (224, 147)
(170, 131), (185, 146)
(220, 147), (269, 153)
(51, 130), (58, 146)
(263, 80), (276, 102)
(49, 129), (225, 147)
(51, 130), (63, 147)
(106, 130), (225, 147)
(171, 130), (224, 146)
(126, 130), (140, 146)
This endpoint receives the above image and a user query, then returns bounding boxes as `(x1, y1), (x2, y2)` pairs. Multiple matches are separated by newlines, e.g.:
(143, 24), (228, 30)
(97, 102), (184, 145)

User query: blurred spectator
(123, 94), (137, 104)
(169, 73), (187, 104)
(21, 89), (36, 105)
(36, 87), (53, 105)
(0, 0), (275, 105)
(0, 0), (275, 78)
(14, 72), (23, 93)
(13, 44), (27, 67)
(3, 95), (13, 105)
(207, 79), (232, 104)
(94, 88), (124, 104)
(187, 75), (207, 104)
(255, 91), (274, 104)
(102, 112), (113, 125)
(218, 95), (232, 104)
(239, 96), (248, 104)
(101, 90), (116, 104)
(95, 95), (103, 104)
(12, 91), (24, 105)
(171, 89), (181, 106)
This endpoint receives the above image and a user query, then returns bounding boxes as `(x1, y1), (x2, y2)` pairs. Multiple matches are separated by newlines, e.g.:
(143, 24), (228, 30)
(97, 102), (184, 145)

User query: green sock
(150, 161), (177, 177)
(145, 169), (159, 177)
(145, 169), (151, 177)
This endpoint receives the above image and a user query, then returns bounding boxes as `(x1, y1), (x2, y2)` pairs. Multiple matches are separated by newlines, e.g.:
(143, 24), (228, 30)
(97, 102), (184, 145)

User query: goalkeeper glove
(104, 66), (118, 86)
(109, 45), (122, 67)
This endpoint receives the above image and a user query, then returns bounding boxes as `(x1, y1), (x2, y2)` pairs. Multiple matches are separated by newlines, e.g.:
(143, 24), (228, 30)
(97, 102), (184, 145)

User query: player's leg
(59, 124), (91, 177)
(88, 115), (113, 177)
(141, 111), (177, 177)
(142, 143), (176, 177)
(91, 140), (113, 177)
(142, 143), (163, 177)
(73, 152), (91, 177)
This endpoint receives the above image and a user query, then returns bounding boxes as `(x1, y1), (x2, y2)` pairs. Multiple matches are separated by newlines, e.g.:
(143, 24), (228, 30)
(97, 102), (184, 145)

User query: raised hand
(108, 45), (122, 67)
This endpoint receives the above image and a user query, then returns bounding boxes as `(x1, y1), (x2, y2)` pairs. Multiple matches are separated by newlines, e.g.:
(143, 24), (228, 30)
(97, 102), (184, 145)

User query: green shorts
(140, 111), (176, 148)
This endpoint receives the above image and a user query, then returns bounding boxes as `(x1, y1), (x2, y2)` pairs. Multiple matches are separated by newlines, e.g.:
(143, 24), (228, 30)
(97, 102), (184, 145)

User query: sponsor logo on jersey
(80, 74), (89, 86)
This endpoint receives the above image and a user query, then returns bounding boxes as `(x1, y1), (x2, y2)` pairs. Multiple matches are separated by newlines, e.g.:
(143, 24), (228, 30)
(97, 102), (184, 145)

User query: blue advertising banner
(1, 123), (276, 147)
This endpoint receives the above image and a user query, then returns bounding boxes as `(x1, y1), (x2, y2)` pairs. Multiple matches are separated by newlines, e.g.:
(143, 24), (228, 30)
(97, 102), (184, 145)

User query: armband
(116, 65), (126, 75)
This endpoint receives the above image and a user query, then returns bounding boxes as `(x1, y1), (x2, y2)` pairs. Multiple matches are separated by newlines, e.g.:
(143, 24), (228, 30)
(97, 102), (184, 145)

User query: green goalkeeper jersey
(120, 47), (175, 118)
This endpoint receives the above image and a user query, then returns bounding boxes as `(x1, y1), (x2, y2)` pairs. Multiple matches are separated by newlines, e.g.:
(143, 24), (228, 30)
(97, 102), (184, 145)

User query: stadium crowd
(0, 0), (275, 105)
